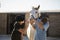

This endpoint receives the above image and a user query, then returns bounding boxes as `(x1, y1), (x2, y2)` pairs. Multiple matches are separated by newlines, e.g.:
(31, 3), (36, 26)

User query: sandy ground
(0, 35), (60, 40)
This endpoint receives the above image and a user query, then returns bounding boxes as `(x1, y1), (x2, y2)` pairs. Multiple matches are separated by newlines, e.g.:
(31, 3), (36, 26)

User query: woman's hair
(16, 15), (25, 22)
(41, 17), (47, 24)
(39, 13), (49, 19)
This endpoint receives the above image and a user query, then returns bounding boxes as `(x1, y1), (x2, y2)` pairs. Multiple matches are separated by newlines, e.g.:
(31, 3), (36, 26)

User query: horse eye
(35, 12), (38, 13)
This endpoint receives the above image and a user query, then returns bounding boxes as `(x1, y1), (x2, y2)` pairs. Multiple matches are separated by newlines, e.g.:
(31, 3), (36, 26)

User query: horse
(27, 5), (41, 40)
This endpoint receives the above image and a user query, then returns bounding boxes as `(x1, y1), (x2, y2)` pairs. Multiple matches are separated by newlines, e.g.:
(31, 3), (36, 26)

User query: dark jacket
(11, 23), (24, 40)
(11, 30), (21, 40)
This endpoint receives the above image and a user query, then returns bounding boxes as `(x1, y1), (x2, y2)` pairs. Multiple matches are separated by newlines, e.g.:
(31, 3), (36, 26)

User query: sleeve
(11, 31), (21, 40)
(43, 22), (49, 31)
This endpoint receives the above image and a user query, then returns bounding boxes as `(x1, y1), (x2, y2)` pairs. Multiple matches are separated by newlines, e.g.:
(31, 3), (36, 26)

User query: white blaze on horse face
(30, 7), (40, 19)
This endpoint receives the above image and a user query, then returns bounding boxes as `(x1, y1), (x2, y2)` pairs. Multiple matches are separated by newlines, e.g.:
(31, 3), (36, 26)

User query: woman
(11, 15), (28, 40)
(34, 17), (49, 40)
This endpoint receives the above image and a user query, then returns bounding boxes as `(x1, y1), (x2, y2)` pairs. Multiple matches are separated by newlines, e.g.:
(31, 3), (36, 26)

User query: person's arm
(37, 21), (44, 30)
(44, 22), (49, 31)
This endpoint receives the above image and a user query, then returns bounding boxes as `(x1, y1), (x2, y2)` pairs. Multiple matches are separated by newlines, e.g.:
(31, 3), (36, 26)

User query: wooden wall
(0, 13), (7, 35)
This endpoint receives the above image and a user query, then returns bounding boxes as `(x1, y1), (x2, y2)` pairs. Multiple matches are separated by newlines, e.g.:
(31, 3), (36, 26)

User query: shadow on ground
(0, 35), (60, 40)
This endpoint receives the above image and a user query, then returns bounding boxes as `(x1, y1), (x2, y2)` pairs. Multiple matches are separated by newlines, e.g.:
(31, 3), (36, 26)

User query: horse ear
(38, 5), (40, 9)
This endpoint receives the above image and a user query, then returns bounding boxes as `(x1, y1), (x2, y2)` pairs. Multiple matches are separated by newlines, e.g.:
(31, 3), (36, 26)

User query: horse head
(30, 5), (41, 19)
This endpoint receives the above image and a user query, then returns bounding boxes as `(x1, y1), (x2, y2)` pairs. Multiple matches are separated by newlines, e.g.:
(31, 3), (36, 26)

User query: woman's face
(19, 21), (25, 25)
